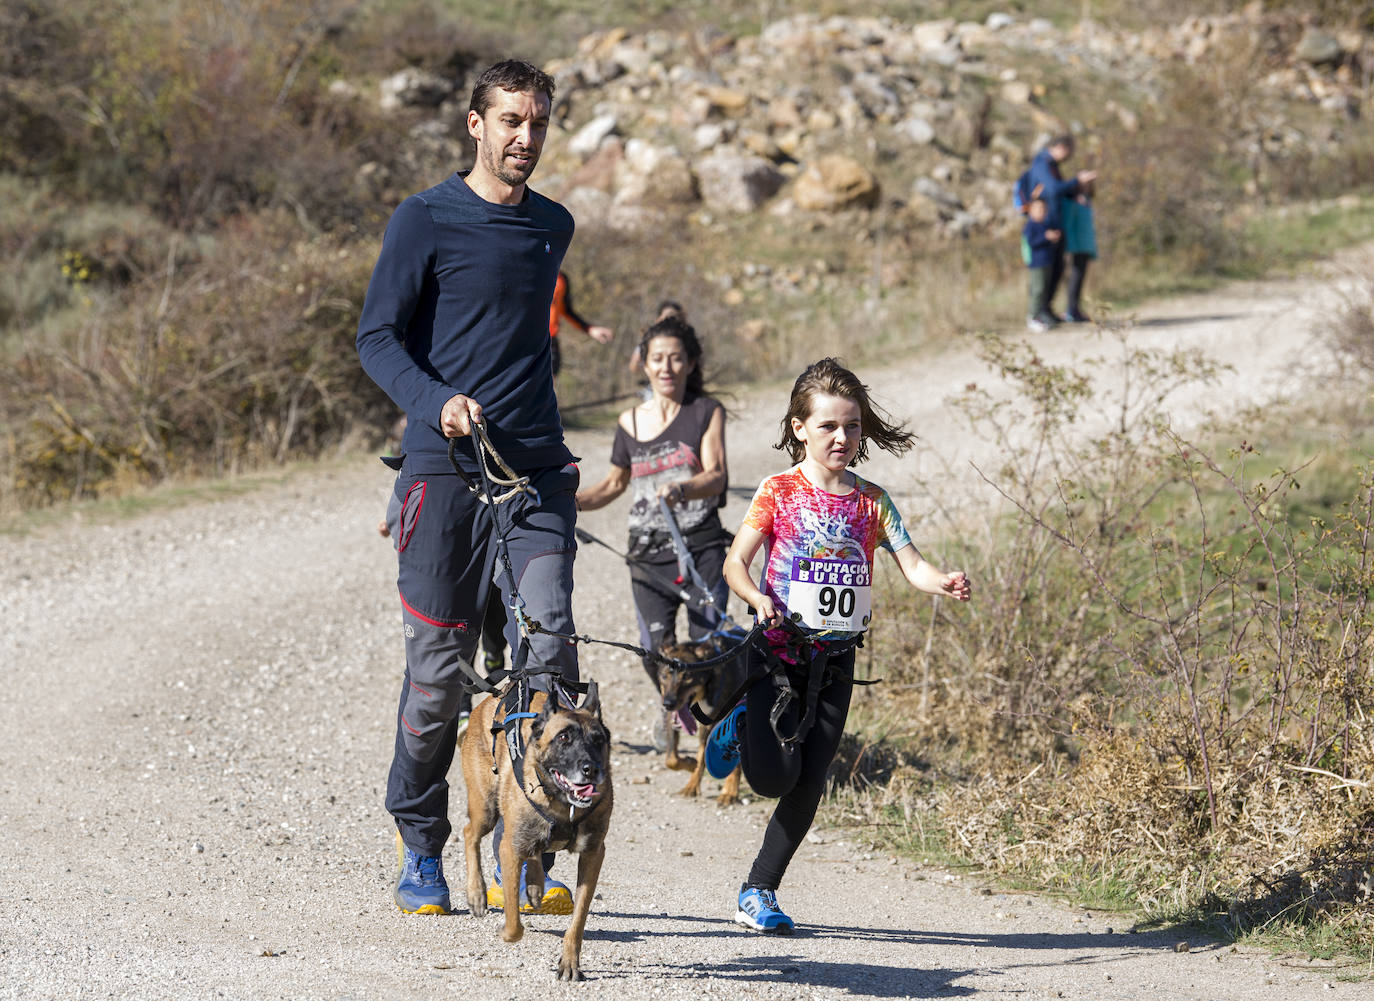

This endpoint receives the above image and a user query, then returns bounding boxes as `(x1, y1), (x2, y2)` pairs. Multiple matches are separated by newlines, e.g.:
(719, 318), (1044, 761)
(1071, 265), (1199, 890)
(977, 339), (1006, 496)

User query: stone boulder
(564, 139), (624, 194)
(914, 20), (955, 51)
(616, 140), (698, 205)
(378, 69), (454, 111)
(912, 176), (963, 210)
(702, 85), (752, 113)
(895, 116), (937, 145)
(695, 149), (786, 213)
(1001, 80), (1033, 104)
(1295, 29), (1343, 68)
(793, 155), (879, 212)
(693, 123), (731, 151)
(560, 187), (659, 233)
(569, 114), (620, 157)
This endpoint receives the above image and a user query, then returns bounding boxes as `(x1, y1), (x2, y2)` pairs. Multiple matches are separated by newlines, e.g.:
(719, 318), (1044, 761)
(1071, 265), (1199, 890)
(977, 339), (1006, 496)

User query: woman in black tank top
(576, 316), (731, 708)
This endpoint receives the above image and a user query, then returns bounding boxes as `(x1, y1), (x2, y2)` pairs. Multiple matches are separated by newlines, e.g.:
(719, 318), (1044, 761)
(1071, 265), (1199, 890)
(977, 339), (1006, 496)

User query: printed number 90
(818, 586), (856, 618)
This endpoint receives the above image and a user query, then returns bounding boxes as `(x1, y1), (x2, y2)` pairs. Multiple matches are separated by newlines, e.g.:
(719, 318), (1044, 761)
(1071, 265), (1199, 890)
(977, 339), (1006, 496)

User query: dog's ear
(581, 680), (601, 719)
(530, 694), (556, 740)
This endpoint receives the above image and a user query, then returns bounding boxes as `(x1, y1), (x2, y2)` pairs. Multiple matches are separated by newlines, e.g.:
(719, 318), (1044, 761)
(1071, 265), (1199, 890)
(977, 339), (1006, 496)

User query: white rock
(609, 42), (654, 75)
(896, 116), (937, 145)
(695, 149), (786, 213)
(914, 176), (963, 209)
(925, 43), (963, 68)
(914, 20), (955, 51)
(693, 123), (729, 151)
(378, 68), (454, 112)
(569, 114), (620, 157)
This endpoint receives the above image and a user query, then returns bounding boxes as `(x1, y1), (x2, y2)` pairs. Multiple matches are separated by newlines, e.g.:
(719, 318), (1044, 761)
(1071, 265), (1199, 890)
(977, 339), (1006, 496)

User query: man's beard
(481, 140), (538, 187)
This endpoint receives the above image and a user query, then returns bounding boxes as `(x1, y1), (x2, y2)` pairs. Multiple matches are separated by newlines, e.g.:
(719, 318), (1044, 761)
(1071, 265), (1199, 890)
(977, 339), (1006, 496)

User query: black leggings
(1066, 253), (1091, 316)
(630, 542), (728, 686)
(740, 644), (854, 891)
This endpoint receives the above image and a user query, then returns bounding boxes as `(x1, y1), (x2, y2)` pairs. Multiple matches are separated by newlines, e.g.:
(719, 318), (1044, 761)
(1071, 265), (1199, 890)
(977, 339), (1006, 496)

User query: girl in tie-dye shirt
(708, 358), (971, 936)
(743, 467), (911, 649)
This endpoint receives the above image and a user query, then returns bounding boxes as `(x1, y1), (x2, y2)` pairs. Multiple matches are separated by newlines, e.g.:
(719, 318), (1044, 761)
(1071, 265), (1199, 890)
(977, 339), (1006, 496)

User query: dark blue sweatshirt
(1022, 218), (1059, 269)
(356, 172), (575, 474)
(1026, 149), (1081, 230)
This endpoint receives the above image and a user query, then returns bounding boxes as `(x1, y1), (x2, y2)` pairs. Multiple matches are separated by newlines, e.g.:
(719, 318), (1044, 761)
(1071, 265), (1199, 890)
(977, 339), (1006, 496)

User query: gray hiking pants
(383, 461), (580, 856)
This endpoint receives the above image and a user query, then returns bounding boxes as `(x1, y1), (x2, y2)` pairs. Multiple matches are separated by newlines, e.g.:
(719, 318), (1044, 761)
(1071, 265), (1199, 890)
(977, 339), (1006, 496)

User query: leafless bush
(859, 326), (1373, 934)
(1321, 264), (1374, 378)
(0, 212), (387, 507)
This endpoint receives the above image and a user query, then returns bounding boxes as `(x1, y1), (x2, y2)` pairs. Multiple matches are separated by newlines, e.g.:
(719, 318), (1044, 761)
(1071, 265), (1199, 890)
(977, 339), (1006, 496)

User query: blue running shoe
(735, 883), (794, 934)
(393, 832), (451, 914)
(487, 861), (573, 915)
(705, 702), (745, 780)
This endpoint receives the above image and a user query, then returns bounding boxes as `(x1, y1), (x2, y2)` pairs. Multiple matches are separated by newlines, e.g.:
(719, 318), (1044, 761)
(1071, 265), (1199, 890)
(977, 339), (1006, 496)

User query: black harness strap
(522, 616), (762, 677)
(775, 642), (827, 752)
(689, 623), (875, 754)
(576, 518), (737, 630)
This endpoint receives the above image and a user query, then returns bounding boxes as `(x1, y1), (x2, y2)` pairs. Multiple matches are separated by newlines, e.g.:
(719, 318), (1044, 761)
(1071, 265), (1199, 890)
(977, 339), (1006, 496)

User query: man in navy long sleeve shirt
(357, 59), (582, 918)
(1026, 134), (1096, 322)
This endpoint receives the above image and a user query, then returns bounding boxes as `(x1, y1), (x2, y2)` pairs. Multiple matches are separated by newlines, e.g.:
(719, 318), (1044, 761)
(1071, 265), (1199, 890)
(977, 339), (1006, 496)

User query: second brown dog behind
(461, 681), (613, 982)
(655, 639), (746, 805)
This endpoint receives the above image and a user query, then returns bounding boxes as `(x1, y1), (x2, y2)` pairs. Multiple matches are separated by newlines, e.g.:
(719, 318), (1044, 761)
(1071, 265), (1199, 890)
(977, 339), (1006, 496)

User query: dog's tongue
(571, 781), (597, 800)
(675, 708), (698, 736)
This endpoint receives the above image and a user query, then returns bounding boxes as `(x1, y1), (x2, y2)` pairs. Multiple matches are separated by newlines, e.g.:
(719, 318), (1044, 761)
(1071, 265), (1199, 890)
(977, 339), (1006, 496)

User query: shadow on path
(1133, 313), (1245, 328)
(561, 912), (1202, 992)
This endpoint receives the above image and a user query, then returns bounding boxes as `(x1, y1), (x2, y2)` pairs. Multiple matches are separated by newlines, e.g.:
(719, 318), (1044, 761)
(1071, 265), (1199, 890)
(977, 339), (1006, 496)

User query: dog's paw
(466, 892), (487, 918)
(664, 754), (696, 772)
(524, 883), (544, 911)
(556, 958), (585, 982)
(715, 790), (741, 807)
(676, 780), (701, 797)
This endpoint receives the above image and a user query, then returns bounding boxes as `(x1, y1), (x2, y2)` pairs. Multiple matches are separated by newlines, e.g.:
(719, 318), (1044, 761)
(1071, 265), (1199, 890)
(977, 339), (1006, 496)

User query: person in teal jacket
(1061, 180), (1097, 323)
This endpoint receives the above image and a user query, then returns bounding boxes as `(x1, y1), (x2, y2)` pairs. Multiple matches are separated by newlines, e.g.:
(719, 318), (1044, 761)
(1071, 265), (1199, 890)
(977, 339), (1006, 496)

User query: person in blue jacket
(356, 59), (582, 919)
(1026, 134), (1097, 324)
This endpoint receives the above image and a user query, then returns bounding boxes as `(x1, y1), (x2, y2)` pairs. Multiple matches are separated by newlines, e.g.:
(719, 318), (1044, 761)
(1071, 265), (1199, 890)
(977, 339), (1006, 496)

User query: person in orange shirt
(549, 270), (613, 375)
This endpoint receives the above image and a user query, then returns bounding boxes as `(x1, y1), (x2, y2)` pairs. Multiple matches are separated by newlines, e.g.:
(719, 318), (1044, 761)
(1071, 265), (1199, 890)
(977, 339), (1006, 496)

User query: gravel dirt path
(1, 262), (1362, 1000)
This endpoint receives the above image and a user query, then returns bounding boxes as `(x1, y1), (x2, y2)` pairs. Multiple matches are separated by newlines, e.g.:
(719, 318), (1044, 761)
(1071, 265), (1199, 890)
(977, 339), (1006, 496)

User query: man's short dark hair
(1049, 133), (1075, 150)
(468, 60), (556, 119)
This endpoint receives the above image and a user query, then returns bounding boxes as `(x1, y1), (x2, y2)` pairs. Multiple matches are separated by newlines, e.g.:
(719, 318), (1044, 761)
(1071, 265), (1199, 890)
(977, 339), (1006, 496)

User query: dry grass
(824, 330), (1374, 963)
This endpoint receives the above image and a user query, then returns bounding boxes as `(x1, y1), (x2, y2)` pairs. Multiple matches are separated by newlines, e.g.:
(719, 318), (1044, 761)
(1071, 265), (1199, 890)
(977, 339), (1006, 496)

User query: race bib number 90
(787, 557), (872, 631)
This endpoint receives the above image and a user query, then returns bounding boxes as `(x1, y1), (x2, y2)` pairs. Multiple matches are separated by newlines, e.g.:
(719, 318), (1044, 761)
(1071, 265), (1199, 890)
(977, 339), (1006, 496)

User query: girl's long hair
(775, 357), (914, 465)
(637, 315), (705, 398)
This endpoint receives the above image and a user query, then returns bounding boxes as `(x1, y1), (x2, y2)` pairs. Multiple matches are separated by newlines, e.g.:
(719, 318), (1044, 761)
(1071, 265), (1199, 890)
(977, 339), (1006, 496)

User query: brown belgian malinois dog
(460, 681), (613, 982)
(655, 640), (744, 806)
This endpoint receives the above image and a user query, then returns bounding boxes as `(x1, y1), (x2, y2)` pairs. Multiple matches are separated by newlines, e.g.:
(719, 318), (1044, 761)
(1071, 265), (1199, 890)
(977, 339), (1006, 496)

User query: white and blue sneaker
(735, 883), (794, 934)
(393, 831), (452, 914)
(705, 702), (745, 780)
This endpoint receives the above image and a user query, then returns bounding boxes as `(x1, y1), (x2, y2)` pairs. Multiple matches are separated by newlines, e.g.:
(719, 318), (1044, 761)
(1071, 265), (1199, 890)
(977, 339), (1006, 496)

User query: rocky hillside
(360, 11), (1368, 243)
(6, 4), (1372, 513)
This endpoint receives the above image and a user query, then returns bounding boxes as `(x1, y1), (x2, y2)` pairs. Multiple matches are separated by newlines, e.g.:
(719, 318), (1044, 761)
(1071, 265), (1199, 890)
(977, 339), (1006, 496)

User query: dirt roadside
(0, 260), (1363, 1000)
